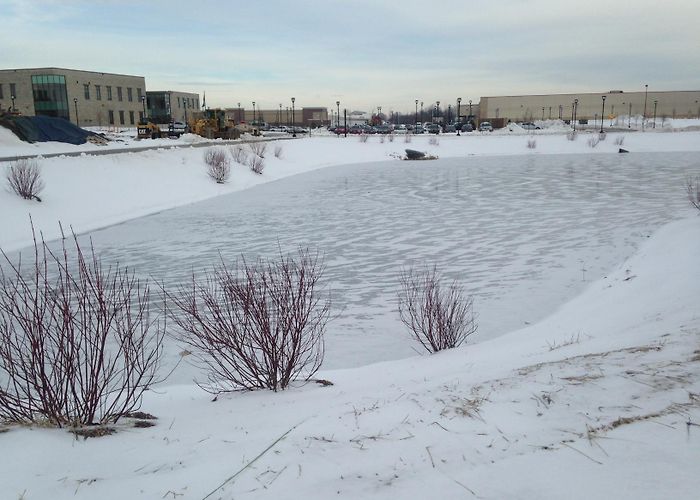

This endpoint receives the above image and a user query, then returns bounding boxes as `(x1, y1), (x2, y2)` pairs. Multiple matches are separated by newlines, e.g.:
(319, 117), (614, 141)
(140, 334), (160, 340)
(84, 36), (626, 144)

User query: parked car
(334, 126), (347, 135)
(425, 123), (441, 134)
(479, 121), (494, 132)
(444, 124), (456, 133)
(349, 125), (364, 134)
(520, 122), (541, 130)
(459, 123), (474, 132)
(374, 125), (391, 134)
(413, 125), (425, 134)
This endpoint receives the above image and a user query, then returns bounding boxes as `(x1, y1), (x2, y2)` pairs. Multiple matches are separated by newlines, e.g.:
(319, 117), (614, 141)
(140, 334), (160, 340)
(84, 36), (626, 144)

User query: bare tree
(247, 155), (265, 174)
(0, 227), (165, 427)
(687, 175), (700, 211)
(6, 159), (44, 202)
(204, 148), (231, 183)
(398, 266), (476, 353)
(168, 249), (330, 393)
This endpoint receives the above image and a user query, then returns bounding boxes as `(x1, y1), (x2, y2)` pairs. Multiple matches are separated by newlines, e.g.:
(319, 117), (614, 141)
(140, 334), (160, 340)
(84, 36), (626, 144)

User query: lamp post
(542, 107), (545, 121)
(420, 101), (424, 124)
(600, 95), (606, 133)
(457, 98), (462, 135)
(11, 94), (16, 112)
(336, 101), (340, 127)
(73, 97), (79, 127)
(573, 99), (578, 131)
(435, 101), (440, 123)
(278, 103), (282, 126)
(628, 102), (632, 128)
(291, 97), (296, 137)
(468, 99), (472, 118)
(141, 95), (146, 121)
(559, 104), (563, 120)
(642, 84), (648, 131)
(237, 103), (241, 124)
(415, 99), (418, 127)
(653, 100), (658, 128)
(252, 101), (256, 125)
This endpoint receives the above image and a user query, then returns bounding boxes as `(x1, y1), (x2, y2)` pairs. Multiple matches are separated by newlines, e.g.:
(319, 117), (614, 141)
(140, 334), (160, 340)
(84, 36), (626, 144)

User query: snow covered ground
(1, 127), (700, 499)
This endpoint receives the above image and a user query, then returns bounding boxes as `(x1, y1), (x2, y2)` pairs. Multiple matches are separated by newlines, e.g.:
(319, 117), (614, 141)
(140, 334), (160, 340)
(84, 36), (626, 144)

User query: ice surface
(43, 151), (697, 382)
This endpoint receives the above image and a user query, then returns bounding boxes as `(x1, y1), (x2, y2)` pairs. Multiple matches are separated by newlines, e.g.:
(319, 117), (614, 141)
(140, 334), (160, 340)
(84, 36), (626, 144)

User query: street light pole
(420, 101), (423, 124)
(542, 107), (545, 121)
(415, 99), (418, 127)
(336, 101), (340, 128)
(600, 95), (606, 134)
(252, 101), (256, 124)
(73, 97), (79, 127)
(653, 100), (658, 128)
(573, 99), (578, 131)
(628, 102), (632, 128)
(237, 102), (241, 124)
(141, 95), (146, 122)
(457, 97), (462, 135)
(642, 84), (648, 131)
(291, 97), (296, 137)
(11, 94), (16, 113)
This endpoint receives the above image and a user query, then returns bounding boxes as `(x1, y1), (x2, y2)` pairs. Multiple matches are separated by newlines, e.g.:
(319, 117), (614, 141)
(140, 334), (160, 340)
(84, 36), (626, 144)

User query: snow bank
(2, 215), (698, 499)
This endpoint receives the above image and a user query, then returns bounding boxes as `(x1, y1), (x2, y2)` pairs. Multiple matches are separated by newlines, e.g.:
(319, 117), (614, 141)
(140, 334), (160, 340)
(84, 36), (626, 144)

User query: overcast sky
(2, 0), (698, 113)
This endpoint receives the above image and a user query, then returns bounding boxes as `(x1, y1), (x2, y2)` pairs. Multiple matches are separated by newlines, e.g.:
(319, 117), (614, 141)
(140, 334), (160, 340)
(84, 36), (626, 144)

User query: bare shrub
(274, 145), (284, 159)
(387, 133), (395, 142)
(380, 135), (386, 143)
(429, 137), (440, 146)
(404, 133), (412, 144)
(168, 249), (330, 393)
(359, 134), (369, 143)
(0, 228), (164, 427)
(204, 148), (231, 183)
(6, 159), (44, 202)
(614, 135), (625, 146)
(397, 266), (476, 353)
(247, 154), (265, 174)
(599, 131), (607, 141)
(230, 145), (248, 164)
(249, 141), (268, 158)
(587, 136), (600, 148)
(566, 130), (578, 141)
(687, 175), (700, 211)
(527, 139), (537, 149)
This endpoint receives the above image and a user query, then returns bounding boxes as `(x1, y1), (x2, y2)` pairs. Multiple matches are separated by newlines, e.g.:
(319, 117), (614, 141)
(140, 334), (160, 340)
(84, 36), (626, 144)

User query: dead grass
(70, 426), (117, 439)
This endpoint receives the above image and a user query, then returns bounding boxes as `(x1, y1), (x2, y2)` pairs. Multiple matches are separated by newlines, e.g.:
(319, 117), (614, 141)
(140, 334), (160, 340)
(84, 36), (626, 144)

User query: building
(0, 67), (147, 127)
(479, 90), (700, 124)
(224, 106), (328, 127)
(146, 91), (200, 124)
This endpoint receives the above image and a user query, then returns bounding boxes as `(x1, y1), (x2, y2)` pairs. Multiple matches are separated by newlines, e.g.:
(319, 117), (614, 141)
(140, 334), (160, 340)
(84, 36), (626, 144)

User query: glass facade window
(107, 86), (112, 100)
(31, 74), (69, 120)
(10, 83), (16, 98)
(0, 84), (3, 99)
(117, 87), (123, 101)
(127, 87), (133, 102)
(108, 110), (114, 124)
(129, 110), (134, 125)
(119, 110), (125, 124)
(83, 84), (90, 100)
(95, 85), (101, 100)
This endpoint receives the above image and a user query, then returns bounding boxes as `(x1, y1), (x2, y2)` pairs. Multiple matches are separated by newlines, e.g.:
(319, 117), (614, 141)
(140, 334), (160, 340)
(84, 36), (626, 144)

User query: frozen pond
(31, 152), (700, 380)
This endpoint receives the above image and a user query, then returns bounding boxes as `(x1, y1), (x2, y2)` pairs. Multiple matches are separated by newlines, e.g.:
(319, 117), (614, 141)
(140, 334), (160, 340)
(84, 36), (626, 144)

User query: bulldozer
(190, 108), (241, 140)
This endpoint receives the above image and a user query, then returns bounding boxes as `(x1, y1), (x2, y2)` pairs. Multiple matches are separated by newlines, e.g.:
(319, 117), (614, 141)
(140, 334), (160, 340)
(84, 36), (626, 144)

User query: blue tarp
(0, 115), (101, 145)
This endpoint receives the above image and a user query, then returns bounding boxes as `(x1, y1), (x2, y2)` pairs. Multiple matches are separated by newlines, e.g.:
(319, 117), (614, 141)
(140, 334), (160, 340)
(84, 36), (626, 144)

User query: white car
(478, 121), (494, 132)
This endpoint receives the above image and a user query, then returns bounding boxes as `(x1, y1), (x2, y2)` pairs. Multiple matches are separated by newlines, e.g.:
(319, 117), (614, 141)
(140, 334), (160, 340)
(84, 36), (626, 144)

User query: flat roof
(0, 67), (145, 78)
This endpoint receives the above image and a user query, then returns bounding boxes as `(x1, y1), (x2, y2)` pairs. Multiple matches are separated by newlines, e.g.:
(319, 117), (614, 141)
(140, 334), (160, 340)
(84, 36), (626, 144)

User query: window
(83, 84), (90, 100)
(177, 97), (181, 108)
(0, 84), (3, 99)
(139, 111), (144, 122)
(107, 86), (113, 100)
(117, 87), (123, 101)
(10, 83), (16, 98)
(129, 110), (134, 125)
(137, 88), (143, 101)
(119, 110), (125, 124)
(127, 87), (133, 102)
(95, 85), (101, 100)
(108, 110), (114, 124)
(30, 74), (69, 120)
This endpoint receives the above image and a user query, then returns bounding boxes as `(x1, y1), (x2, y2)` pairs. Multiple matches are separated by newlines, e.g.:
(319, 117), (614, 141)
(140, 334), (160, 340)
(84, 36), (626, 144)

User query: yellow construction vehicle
(190, 109), (241, 139)
(136, 120), (162, 139)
